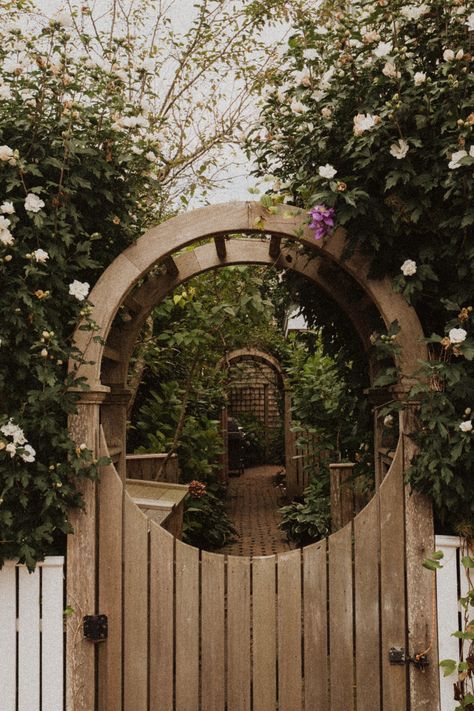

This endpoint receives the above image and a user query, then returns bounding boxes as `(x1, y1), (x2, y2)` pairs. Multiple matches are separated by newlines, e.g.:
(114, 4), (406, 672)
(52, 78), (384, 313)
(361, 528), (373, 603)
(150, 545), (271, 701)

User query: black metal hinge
(389, 647), (429, 670)
(83, 614), (108, 642)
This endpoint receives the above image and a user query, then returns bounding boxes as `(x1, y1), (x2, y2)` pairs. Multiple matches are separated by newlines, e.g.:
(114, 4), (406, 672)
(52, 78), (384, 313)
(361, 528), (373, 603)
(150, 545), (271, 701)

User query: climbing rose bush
(250, 0), (474, 532)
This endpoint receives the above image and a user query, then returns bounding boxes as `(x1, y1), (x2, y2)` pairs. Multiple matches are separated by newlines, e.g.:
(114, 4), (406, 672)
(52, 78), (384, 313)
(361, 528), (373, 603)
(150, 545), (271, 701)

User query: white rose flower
(400, 5), (429, 21)
(5, 442), (16, 457)
(448, 149), (468, 169)
(443, 49), (455, 61)
(69, 280), (90, 301)
(374, 41), (392, 57)
(466, 13), (474, 32)
(0, 201), (15, 214)
(0, 216), (11, 231)
(290, 98), (308, 115)
(293, 67), (311, 87)
(32, 248), (49, 263)
(20, 444), (36, 462)
(382, 61), (401, 79)
(0, 228), (14, 246)
(318, 163), (337, 179)
(390, 139), (410, 160)
(353, 113), (379, 136)
(414, 71), (426, 85)
(401, 259), (417, 276)
(459, 420), (473, 433)
(449, 328), (467, 344)
(1, 419), (22, 439)
(25, 193), (45, 213)
(0, 145), (15, 163)
(303, 48), (318, 61)
(0, 84), (12, 100)
(312, 89), (326, 102)
(145, 151), (158, 163)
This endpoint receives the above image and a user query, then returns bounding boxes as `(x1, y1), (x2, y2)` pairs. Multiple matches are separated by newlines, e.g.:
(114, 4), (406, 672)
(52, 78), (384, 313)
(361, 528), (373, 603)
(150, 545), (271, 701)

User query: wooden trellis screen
(286, 427), (327, 497)
(79, 430), (438, 711)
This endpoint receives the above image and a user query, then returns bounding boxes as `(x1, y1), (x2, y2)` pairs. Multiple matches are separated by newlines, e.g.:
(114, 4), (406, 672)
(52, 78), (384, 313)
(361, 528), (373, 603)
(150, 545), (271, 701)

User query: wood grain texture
(41, 558), (64, 711)
(328, 523), (354, 711)
(0, 562), (16, 711)
(175, 540), (200, 711)
(123, 495), (149, 711)
(379, 442), (408, 711)
(252, 556), (277, 711)
(354, 495), (380, 711)
(149, 523), (174, 711)
(201, 551), (226, 711)
(303, 540), (329, 711)
(18, 566), (40, 711)
(98, 428), (124, 711)
(278, 550), (303, 711)
(227, 555), (251, 711)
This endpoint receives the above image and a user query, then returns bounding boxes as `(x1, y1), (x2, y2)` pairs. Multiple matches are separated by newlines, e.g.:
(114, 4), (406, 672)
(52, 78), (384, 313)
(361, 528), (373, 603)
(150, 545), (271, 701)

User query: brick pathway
(217, 465), (292, 556)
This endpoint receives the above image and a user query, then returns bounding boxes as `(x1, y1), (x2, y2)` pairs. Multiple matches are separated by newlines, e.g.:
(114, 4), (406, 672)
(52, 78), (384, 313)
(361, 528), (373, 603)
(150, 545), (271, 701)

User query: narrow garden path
(217, 465), (293, 556)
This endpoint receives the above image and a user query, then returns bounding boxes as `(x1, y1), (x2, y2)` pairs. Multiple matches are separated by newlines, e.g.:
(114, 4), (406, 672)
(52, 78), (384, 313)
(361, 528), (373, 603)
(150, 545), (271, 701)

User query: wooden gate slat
(149, 522), (174, 711)
(278, 549), (303, 711)
(175, 539), (200, 711)
(303, 540), (328, 711)
(98, 455), (123, 711)
(328, 523), (354, 711)
(123, 494), (149, 711)
(379, 444), (407, 709)
(201, 551), (226, 711)
(252, 556), (277, 711)
(18, 565), (40, 711)
(354, 495), (380, 711)
(227, 555), (251, 711)
(41, 558), (64, 711)
(0, 562), (16, 711)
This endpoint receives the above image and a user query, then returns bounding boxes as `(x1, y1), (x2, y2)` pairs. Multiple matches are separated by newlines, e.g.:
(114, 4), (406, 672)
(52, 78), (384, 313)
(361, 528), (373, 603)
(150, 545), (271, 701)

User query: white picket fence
(436, 535), (472, 711)
(0, 556), (64, 711)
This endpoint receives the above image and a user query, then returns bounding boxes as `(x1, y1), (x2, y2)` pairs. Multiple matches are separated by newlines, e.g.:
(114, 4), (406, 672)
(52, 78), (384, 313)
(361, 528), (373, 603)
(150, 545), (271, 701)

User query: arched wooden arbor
(67, 202), (440, 711)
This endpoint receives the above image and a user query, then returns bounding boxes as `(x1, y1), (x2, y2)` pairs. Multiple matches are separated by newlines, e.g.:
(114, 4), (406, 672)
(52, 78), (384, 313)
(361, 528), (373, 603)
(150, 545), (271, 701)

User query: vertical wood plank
(201, 552), (226, 711)
(379, 444), (407, 710)
(41, 557), (64, 711)
(0, 562), (16, 711)
(150, 523), (174, 711)
(354, 496), (380, 711)
(175, 540), (199, 711)
(303, 540), (328, 711)
(329, 524), (354, 711)
(98, 454), (123, 711)
(123, 495), (149, 711)
(278, 550), (303, 711)
(18, 566), (40, 711)
(227, 556), (251, 711)
(253, 556), (277, 711)
(436, 537), (462, 711)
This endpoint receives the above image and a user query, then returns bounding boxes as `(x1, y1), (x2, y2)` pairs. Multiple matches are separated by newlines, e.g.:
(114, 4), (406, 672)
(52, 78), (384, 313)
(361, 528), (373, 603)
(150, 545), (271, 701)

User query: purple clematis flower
(308, 204), (335, 240)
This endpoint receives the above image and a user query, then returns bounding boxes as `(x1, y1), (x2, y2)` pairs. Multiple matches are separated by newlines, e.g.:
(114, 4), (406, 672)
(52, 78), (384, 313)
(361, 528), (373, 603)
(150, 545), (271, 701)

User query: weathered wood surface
(123, 494), (149, 711)
(126, 452), (180, 482)
(252, 556), (277, 711)
(175, 540), (200, 711)
(354, 495), (380, 711)
(329, 523), (354, 711)
(227, 555), (251, 711)
(303, 540), (329, 711)
(150, 523), (174, 711)
(201, 552), (226, 711)
(278, 550), (303, 711)
(330, 462), (355, 531)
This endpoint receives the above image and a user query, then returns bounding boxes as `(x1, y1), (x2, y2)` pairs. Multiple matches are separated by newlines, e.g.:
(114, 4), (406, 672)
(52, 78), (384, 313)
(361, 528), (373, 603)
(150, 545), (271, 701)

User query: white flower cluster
(69, 279), (90, 301)
(448, 146), (474, 170)
(25, 192), (45, 213)
(0, 214), (14, 246)
(353, 113), (379, 136)
(459, 420), (472, 433)
(0, 145), (17, 165)
(0, 419), (36, 462)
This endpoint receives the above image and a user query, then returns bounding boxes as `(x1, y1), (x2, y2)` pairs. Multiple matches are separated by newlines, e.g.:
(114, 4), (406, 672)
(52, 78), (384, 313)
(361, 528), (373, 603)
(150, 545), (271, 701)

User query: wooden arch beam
(70, 201), (426, 391)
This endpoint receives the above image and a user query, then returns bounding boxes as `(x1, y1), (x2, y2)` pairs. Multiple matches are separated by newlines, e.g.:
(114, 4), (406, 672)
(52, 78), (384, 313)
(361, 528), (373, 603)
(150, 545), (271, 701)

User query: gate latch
(389, 648), (429, 670)
(83, 614), (108, 642)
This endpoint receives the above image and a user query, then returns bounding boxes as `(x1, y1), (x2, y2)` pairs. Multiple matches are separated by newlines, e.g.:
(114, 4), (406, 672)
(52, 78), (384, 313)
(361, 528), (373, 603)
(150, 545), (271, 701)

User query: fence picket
(41, 558), (64, 711)
(18, 565), (40, 711)
(150, 522), (174, 711)
(328, 523), (354, 711)
(175, 539), (200, 711)
(303, 540), (328, 711)
(201, 551), (226, 711)
(227, 555), (251, 711)
(252, 556), (277, 711)
(278, 550), (303, 711)
(0, 562), (16, 711)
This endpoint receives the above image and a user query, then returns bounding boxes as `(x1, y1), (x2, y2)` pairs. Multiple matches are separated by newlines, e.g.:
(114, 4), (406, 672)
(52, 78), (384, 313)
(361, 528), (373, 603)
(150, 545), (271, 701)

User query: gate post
(67, 388), (108, 711)
(401, 406), (441, 711)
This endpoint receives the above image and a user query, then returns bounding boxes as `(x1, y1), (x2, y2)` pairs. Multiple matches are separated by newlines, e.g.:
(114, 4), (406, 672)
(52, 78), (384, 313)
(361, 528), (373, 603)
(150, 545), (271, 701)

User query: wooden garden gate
(67, 202), (440, 711)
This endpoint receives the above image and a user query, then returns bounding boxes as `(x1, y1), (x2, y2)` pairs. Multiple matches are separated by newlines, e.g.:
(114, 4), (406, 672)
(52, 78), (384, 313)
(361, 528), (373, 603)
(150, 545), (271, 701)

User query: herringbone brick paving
(217, 465), (292, 556)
